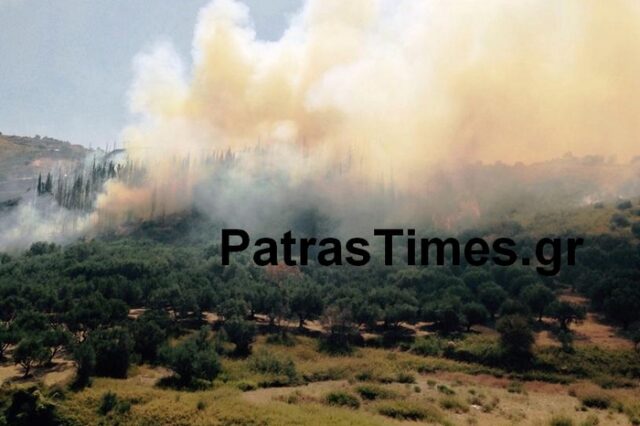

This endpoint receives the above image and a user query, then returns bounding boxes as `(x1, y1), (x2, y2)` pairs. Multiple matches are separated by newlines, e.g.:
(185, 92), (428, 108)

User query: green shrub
(304, 367), (347, 382)
(3, 386), (66, 425)
(395, 372), (416, 384)
(355, 385), (396, 401)
(159, 328), (221, 388)
(611, 213), (630, 228)
(323, 391), (360, 409)
(116, 400), (131, 415)
(377, 401), (444, 422)
(90, 327), (133, 379)
(257, 376), (295, 388)
(412, 336), (444, 356)
(580, 394), (611, 410)
(265, 332), (296, 346)
(437, 384), (455, 395)
(98, 392), (118, 415)
(507, 381), (524, 394)
(624, 403), (640, 425)
(439, 395), (469, 413)
(248, 349), (297, 380)
(237, 381), (257, 391)
(617, 200), (633, 210)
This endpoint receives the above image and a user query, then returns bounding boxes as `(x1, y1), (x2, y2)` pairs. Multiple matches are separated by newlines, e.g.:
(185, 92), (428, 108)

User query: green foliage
(354, 385), (397, 400)
(411, 336), (445, 357)
(98, 391), (118, 415)
(546, 301), (586, 330)
(223, 318), (256, 356)
(131, 310), (167, 363)
(13, 338), (49, 377)
(521, 284), (555, 321)
(496, 315), (534, 365)
(478, 282), (508, 318)
(89, 327), (133, 378)
(72, 342), (95, 389)
(395, 371), (416, 384)
(462, 302), (489, 330)
(610, 213), (630, 228)
(579, 394), (612, 410)
(439, 395), (469, 413)
(377, 401), (445, 423)
(437, 384), (455, 395)
(616, 200), (633, 210)
(97, 391), (131, 416)
(1, 386), (65, 426)
(323, 391), (360, 409)
(160, 328), (221, 388)
(289, 283), (324, 328)
(248, 349), (297, 382)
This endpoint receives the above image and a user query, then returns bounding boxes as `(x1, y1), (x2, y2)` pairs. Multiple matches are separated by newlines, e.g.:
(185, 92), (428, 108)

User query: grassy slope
(0, 133), (88, 200)
(53, 336), (637, 426)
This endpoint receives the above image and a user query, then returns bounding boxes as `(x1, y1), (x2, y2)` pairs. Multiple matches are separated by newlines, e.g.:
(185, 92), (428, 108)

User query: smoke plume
(7, 0), (640, 248)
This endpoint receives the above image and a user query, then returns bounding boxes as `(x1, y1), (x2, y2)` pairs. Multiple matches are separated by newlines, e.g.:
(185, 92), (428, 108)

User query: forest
(0, 198), (639, 425)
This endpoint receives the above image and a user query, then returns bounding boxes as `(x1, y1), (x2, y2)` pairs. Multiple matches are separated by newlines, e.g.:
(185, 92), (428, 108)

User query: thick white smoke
(95, 0), (640, 231)
(5, 0), (640, 249)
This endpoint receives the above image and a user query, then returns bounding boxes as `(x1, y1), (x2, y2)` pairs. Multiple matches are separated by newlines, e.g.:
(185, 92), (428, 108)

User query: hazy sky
(0, 0), (301, 147)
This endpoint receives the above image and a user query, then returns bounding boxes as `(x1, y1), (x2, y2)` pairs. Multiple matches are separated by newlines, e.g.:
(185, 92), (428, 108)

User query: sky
(0, 0), (301, 148)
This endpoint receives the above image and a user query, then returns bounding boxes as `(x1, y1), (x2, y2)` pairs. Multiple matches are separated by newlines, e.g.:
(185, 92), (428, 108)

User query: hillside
(0, 132), (89, 203)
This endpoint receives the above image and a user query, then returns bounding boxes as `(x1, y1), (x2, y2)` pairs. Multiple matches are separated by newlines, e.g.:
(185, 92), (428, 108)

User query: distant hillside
(0, 132), (89, 203)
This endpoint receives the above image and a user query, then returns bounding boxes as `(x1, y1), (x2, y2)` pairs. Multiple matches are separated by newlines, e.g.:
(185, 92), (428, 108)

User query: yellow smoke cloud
(97, 0), (640, 224)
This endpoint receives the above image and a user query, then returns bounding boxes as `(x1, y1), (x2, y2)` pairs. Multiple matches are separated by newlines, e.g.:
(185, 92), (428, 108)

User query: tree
(320, 302), (359, 354)
(546, 301), (586, 330)
(65, 293), (127, 341)
(423, 298), (463, 333)
(462, 303), (489, 331)
(14, 338), (49, 377)
(160, 328), (221, 387)
(610, 213), (630, 228)
(352, 300), (382, 329)
(72, 342), (96, 389)
(223, 318), (256, 356)
(521, 284), (555, 321)
(289, 284), (324, 329)
(262, 286), (289, 327)
(12, 310), (49, 337)
(496, 315), (534, 363)
(131, 316), (166, 363)
(499, 299), (530, 317)
(461, 269), (493, 293)
(604, 286), (640, 329)
(90, 327), (133, 378)
(44, 173), (53, 194)
(0, 324), (17, 360)
(383, 303), (418, 328)
(41, 328), (73, 365)
(4, 386), (64, 425)
(478, 282), (507, 319)
(217, 298), (249, 322)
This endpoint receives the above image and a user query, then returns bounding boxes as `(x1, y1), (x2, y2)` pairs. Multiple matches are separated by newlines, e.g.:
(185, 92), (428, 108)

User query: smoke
(14, 0), (640, 244)
(0, 197), (94, 251)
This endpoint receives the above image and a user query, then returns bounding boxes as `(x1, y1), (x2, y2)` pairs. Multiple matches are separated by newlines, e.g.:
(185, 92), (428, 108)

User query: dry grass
(46, 336), (637, 425)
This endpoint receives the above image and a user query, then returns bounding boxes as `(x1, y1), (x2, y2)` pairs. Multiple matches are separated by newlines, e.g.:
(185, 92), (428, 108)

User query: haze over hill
(1, 128), (640, 251)
(0, 132), (89, 204)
